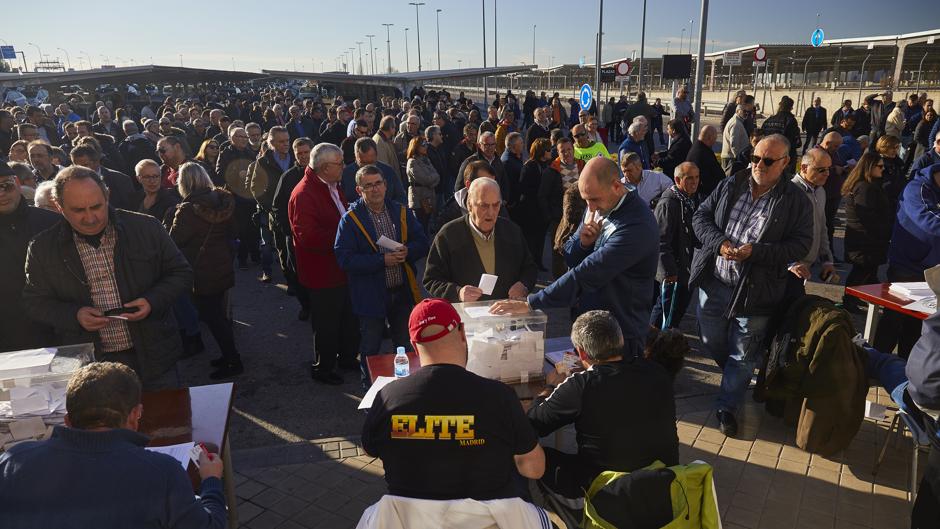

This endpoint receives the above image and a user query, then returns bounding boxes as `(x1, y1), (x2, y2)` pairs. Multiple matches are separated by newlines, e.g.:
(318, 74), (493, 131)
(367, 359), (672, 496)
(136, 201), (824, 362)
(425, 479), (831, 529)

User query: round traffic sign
(753, 46), (767, 62)
(579, 84), (593, 111)
(615, 61), (632, 76)
(811, 28), (825, 48)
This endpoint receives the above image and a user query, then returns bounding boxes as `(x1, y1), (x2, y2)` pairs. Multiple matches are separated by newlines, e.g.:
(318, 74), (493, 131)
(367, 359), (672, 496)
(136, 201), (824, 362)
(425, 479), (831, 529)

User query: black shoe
(210, 356), (225, 367)
(297, 308), (310, 321)
(210, 359), (243, 379)
(716, 410), (738, 438)
(310, 368), (343, 385)
(259, 272), (272, 283)
(338, 359), (361, 371)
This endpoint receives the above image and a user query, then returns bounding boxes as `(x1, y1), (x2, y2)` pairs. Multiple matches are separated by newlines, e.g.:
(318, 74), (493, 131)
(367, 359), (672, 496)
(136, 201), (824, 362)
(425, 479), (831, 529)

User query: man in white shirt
(722, 95), (754, 171)
(787, 148), (835, 297)
(620, 152), (672, 207)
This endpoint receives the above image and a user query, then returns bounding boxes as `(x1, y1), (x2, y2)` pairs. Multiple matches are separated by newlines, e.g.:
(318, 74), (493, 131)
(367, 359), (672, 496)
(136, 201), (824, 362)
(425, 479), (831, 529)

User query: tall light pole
(404, 27), (410, 71)
(594, 0), (604, 103)
(666, 41), (671, 56)
(356, 41), (363, 74)
(178, 54), (183, 67)
(366, 34), (376, 74)
(382, 23), (394, 73)
(493, 0), (498, 67)
(638, 0), (646, 92)
(409, 2), (425, 71)
(26, 42), (42, 69)
(482, 0), (488, 106)
(691, 2), (709, 138)
(680, 28), (686, 55)
(80, 50), (93, 69)
(532, 25), (536, 65)
(688, 19), (695, 54)
(348, 48), (355, 73)
(435, 9), (442, 70)
(57, 47), (72, 70)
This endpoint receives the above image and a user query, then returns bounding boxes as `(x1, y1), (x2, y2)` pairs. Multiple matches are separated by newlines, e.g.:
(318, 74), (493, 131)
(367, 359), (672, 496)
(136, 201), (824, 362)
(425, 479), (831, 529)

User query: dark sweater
(0, 426), (226, 529)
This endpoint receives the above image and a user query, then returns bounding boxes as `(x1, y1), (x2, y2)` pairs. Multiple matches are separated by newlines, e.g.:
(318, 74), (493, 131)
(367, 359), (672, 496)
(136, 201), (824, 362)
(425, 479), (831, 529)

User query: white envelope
(478, 274), (498, 295)
(377, 235), (405, 251)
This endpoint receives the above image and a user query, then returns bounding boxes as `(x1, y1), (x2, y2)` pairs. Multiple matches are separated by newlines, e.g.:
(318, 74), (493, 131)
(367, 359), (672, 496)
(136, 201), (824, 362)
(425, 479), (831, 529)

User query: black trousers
(872, 267), (923, 359)
(824, 196), (842, 261)
(194, 291), (238, 362)
(272, 226), (310, 311)
(309, 284), (359, 373)
(532, 447), (593, 529)
(912, 444), (940, 529)
(234, 197), (260, 263)
(803, 132), (820, 153)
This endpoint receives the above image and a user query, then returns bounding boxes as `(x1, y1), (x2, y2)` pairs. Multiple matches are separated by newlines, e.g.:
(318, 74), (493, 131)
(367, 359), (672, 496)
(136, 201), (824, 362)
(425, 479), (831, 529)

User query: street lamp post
(532, 25), (536, 65)
(680, 28), (686, 56)
(382, 23), (394, 74)
(404, 28), (410, 72)
(178, 54), (182, 67)
(638, 0), (646, 92)
(26, 42), (42, 70)
(482, 0), (488, 106)
(666, 40), (671, 55)
(594, 0), (604, 103)
(356, 41), (363, 75)
(56, 47), (72, 70)
(409, 2), (425, 72)
(691, 3), (708, 138)
(366, 34), (376, 74)
(435, 9), (442, 70)
(493, 0), (497, 67)
(80, 50), (94, 69)
(688, 19), (695, 55)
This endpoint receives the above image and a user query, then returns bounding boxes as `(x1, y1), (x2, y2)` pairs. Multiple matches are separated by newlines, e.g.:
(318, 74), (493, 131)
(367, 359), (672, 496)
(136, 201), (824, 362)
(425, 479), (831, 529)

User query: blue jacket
(341, 160), (407, 206)
(335, 198), (430, 318)
(0, 426), (226, 529)
(888, 163), (940, 277)
(528, 186), (658, 354)
(909, 148), (940, 181)
(618, 137), (649, 169)
(690, 170), (813, 317)
(907, 312), (940, 424)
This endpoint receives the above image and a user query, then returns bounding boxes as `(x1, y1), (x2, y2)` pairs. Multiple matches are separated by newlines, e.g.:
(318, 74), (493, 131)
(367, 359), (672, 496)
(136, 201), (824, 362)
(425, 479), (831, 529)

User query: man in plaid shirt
(24, 166), (192, 390)
(690, 135), (813, 438)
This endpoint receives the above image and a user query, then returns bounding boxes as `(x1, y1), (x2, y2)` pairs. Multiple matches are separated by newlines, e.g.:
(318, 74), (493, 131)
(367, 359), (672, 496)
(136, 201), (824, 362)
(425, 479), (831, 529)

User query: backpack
(763, 295), (868, 456)
(583, 461), (722, 529)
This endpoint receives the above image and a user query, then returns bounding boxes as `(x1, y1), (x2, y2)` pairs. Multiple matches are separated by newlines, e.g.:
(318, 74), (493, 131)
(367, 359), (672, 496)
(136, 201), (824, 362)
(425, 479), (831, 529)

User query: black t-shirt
(361, 364), (539, 500)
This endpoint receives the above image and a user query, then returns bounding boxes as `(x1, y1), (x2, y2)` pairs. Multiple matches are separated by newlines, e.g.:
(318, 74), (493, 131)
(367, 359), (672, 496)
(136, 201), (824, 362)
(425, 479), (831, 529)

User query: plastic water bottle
(394, 347), (410, 378)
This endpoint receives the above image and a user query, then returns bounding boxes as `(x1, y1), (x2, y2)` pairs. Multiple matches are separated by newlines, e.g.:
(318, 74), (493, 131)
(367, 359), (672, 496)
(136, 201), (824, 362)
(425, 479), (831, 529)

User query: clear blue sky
(5, 0), (936, 73)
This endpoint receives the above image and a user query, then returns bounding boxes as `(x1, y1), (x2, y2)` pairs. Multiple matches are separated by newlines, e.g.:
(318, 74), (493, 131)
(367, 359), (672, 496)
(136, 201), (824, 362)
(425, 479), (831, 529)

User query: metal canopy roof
(262, 64), (536, 84)
(0, 64), (269, 88)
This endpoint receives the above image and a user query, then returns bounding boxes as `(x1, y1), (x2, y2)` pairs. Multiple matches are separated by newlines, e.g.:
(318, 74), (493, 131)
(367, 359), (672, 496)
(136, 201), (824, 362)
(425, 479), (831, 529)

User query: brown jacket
(168, 188), (237, 296)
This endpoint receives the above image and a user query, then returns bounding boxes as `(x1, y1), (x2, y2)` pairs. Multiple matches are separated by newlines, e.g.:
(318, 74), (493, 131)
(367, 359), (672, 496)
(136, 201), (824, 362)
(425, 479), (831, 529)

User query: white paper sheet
(376, 235), (404, 251)
(146, 442), (195, 470)
(9, 417), (47, 440)
(0, 348), (56, 379)
(478, 274), (498, 295)
(464, 306), (499, 319)
(865, 401), (888, 421)
(358, 376), (397, 409)
(903, 296), (938, 315)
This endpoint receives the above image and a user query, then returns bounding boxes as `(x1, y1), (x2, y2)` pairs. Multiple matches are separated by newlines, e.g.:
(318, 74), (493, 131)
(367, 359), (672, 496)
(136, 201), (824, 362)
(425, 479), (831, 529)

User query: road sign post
(614, 60), (632, 83)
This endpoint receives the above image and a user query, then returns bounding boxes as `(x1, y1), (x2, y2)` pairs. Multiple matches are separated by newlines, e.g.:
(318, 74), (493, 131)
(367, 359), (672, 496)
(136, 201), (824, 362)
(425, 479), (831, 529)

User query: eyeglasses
(0, 181), (18, 193)
(750, 155), (786, 167)
(360, 181), (386, 191)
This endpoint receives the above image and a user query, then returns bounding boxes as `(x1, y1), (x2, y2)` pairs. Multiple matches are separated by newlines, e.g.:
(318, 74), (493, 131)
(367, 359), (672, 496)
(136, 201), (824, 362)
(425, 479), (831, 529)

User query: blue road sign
(579, 84), (593, 111)
(811, 28), (825, 48)
(0, 46), (15, 60)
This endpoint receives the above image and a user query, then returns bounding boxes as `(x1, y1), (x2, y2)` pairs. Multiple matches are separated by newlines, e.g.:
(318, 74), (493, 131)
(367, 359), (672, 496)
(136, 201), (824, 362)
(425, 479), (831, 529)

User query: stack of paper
(0, 348), (56, 379)
(145, 442), (195, 470)
(0, 381), (68, 419)
(890, 282), (934, 300)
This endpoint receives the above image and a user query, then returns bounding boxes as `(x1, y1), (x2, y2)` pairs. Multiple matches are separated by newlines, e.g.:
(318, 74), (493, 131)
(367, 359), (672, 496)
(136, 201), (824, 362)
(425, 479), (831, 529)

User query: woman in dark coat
(841, 152), (893, 312)
(875, 135), (905, 208)
(194, 139), (222, 186)
(168, 162), (241, 378)
(515, 138), (552, 270)
(135, 159), (180, 225)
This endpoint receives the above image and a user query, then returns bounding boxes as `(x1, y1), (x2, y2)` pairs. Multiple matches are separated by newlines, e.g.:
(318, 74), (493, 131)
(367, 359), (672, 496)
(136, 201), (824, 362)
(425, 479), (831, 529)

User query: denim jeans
(358, 286), (413, 381)
(650, 281), (694, 329)
(862, 343), (909, 410)
(697, 276), (772, 414)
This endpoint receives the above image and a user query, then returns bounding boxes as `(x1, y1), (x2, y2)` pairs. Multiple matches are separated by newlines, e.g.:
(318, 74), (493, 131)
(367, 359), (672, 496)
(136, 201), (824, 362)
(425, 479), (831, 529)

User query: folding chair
(873, 407), (932, 502)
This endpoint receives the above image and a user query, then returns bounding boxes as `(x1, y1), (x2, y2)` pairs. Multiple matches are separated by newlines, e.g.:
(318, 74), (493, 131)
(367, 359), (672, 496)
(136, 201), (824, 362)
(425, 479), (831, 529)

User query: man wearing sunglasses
(690, 134), (813, 438)
(0, 165), (60, 352)
(787, 148), (836, 298)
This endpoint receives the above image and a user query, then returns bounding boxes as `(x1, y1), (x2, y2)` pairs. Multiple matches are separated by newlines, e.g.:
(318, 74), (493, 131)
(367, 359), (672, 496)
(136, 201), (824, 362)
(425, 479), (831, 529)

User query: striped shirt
(73, 224), (133, 352)
(368, 206), (404, 288)
(714, 181), (772, 286)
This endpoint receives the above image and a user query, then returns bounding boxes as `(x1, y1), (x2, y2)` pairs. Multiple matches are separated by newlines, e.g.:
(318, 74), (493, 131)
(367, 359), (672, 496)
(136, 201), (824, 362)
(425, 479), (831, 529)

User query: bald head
(467, 177), (501, 234)
(820, 132), (843, 153)
(579, 157), (626, 214)
(698, 125), (718, 145)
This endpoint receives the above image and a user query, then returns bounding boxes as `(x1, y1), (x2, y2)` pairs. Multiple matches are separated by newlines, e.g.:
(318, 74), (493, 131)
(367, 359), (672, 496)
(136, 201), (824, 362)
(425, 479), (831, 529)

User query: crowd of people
(1, 80), (939, 527)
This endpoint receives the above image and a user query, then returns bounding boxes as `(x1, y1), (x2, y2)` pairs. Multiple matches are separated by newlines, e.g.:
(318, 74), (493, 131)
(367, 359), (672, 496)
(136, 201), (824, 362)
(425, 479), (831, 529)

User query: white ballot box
(0, 344), (94, 451)
(452, 301), (547, 384)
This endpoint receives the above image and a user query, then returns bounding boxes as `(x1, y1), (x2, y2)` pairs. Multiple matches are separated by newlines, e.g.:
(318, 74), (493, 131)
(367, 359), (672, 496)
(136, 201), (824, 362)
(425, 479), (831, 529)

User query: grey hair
(310, 143), (343, 170)
(424, 125), (441, 141)
(761, 133), (791, 153)
(478, 131), (495, 144)
(506, 131), (523, 149)
(628, 122), (644, 136)
(134, 159), (160, 176)
(267, 126), (288, 148)
(570, 310), (624, 361)
(177, 162), (214, 198)
(801, 147), (830, 167)
(122, 120), (139, 134)
(675, 161), (698, 179)
(355, 164), (383, 186)
(33, 180), (56, 209)
(467, 176), (501, 201)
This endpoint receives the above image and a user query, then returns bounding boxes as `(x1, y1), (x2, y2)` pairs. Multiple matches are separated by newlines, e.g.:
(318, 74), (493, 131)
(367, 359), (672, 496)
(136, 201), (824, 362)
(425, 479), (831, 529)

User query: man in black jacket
(655, 119), (691, 178)
(690, 134), (813, 437)
(70, 144), (139, 211)
(23, 166), (193, 389)
(247, 126), (293, 283)
(525, 107), (551, 153)
(801, 97), (827, 154)
(685, 125), (724, 199)
(0, 165), (61, 352)
(271, 138), (313, 320)
(454, 132), (507, 196)
(286, 105), (314, 144)
(528, 310), (678, 524)
(91, 106), (125, 143)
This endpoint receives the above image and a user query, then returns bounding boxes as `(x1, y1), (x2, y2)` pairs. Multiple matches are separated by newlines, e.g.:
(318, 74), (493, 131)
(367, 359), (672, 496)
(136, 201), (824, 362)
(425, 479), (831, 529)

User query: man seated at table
(526, 310), (678, 523)
(0, 362), (226, 529)
(424, 177), (537, 303)
(361, 298), (545, 500)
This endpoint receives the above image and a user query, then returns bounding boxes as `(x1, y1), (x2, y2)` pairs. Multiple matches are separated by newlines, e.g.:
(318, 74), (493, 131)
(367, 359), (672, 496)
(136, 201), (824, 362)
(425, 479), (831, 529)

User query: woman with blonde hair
(875, 134), (904, 206)
(167, 162), (242, 378)
(194, 139), (222, 186)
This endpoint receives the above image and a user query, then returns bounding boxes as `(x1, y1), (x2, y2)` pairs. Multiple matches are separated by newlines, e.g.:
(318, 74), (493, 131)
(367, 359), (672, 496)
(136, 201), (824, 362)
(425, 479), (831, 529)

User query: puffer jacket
(690, 170), (813, 317)
(168, 188), (237, 296)
(406, 156), (440, 210)
(888, 162), (940, 277)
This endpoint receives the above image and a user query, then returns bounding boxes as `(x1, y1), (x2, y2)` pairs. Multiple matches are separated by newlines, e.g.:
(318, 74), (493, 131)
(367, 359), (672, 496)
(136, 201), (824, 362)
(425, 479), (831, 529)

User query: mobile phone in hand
(103, 306), (140, 319)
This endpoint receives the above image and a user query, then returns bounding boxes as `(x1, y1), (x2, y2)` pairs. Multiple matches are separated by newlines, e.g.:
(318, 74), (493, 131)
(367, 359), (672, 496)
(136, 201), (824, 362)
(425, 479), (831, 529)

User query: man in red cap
(361, 298), (545, 500)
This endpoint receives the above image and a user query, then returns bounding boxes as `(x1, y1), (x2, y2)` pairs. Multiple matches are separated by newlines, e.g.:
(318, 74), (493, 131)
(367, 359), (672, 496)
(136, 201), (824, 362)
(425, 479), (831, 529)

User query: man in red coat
(289, 143), (360, 385)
